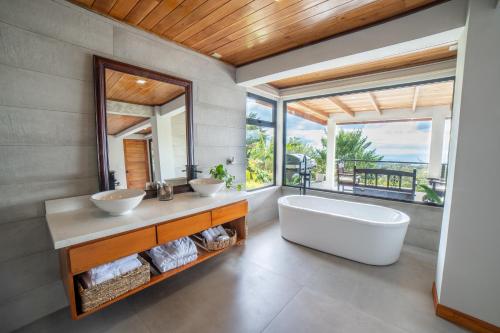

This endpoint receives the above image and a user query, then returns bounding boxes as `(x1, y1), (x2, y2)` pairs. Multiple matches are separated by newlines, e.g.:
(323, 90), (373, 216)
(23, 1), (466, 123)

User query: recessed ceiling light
(211, 53), (222, 59)
(136, 79), (146, 84)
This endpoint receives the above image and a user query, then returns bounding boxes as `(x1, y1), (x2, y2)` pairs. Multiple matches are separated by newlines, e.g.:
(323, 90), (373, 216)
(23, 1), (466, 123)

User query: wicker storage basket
(77, 256), (150, 312)
(192, 228), (237, 251)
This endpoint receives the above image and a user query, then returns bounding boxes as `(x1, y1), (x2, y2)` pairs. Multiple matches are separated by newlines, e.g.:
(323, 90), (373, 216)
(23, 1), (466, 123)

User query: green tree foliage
(335, 129), (383, 163)
(246, 125), (384, 189)
(246, 115), (274, 189)
(286, 129), (383, 176)
(286, 137), (316, 156)
(419, 184), (443, 204)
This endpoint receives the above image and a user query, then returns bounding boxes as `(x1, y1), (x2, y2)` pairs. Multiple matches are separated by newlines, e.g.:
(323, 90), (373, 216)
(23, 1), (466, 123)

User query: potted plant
(209, 164), (243, 191)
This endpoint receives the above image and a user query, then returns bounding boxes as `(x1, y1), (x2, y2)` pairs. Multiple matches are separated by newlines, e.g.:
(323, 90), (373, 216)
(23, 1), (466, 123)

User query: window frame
(281, 77), (456, 207)
(246, 93), (278, 191)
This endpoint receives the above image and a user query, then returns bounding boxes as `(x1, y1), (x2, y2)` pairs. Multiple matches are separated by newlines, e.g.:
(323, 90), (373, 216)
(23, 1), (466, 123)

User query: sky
(286, 113), (451, 163)
(246, 97), (451, 164)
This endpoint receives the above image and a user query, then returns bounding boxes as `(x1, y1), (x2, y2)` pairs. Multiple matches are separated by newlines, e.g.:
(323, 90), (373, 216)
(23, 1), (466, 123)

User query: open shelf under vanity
(55, 199), (248, 320)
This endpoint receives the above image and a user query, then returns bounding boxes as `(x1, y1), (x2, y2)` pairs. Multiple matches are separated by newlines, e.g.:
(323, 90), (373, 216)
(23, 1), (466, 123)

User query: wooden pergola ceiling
(106, 69), (185, 106)
(287, 80), (454, 125)
(71, 0), (440, 66)
(137, 127), (152, 135)
(270, 45), (457, 89)
(107, 114), (149, 135)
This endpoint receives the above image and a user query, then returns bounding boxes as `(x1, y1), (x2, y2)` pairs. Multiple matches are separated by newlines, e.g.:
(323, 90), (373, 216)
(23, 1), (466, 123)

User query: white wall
(155, 110), (187, 180)
(436, 0), (500, 326)
(107, 135), (127, 188)
(156, 113), (176, 180)
(171, 111), (187, 177)
(0, 0), (246, 330)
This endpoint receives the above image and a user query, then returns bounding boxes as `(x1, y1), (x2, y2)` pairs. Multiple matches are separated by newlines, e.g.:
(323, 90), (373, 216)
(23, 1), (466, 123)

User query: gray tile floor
(16, 221), (466, 333)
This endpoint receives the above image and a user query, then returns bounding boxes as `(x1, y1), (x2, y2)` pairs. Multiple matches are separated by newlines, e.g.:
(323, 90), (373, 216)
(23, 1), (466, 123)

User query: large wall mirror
(94, 56), (194, 194)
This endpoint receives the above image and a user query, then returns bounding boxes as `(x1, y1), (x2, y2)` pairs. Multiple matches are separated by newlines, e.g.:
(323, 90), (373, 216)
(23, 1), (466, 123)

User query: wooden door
(123, 139), (150, 189)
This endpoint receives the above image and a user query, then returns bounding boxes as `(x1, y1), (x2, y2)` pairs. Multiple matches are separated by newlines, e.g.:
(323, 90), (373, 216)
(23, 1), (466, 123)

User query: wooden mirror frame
(93, 55), (194, 193)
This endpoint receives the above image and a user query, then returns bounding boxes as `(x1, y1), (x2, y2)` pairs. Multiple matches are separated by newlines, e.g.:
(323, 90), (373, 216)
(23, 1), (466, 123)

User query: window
(283, 79), (455, 205)
(246, 94), (276, 190)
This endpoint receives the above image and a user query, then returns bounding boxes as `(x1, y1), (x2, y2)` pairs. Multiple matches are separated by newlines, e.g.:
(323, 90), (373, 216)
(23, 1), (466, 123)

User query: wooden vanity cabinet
(156, 212), (211, 244)
(68, 227), (157, 275)
(212, 200), (248, 226)
(59, 200), (248, 319)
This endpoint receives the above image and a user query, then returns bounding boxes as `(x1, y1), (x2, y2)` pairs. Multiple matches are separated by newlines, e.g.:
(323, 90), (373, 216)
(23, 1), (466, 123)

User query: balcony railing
(335, 159), (447, 204)
(285, 157), (447, 204)
(337, 160), (448, 181)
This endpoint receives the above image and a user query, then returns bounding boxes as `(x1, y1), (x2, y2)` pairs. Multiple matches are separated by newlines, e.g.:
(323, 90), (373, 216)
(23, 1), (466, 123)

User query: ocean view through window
(283, 79), (454, 205)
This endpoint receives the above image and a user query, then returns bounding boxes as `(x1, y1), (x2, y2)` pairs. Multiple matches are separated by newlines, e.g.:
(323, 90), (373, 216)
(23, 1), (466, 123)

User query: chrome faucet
(299, 156), (310, 195)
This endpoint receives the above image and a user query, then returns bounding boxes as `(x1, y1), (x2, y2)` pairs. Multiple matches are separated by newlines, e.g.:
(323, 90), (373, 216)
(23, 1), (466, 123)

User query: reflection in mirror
(105, 68), (187, 191)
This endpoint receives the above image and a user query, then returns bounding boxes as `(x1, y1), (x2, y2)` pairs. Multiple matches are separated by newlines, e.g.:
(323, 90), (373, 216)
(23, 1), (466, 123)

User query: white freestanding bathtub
(278, 195), (410, 265)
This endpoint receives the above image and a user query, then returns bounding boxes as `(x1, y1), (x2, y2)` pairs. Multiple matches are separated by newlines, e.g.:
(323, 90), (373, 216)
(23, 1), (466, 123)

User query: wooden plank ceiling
(287, 80), (454, 125)
(106, 69), (185, 106)
(107, 114), (148, 135)
(71, 0), (439, 66)
(137, 127), (152, 135)
(271, 45), (457, 89)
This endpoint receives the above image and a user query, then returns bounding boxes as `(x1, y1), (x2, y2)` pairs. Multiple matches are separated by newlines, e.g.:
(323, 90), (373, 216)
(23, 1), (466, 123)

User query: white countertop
(45, 191), (249, 249)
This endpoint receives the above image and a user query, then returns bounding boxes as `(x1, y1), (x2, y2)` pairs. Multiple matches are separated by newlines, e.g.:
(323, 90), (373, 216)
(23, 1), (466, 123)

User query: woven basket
(193, 228), (237, 251)
(77, 256), (150, 312)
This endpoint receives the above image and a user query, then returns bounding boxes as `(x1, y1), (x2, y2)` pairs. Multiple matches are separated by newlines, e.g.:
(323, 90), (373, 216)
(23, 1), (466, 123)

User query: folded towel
(113, 254), (139, 267)
(148, 237), (198, 273)
(118, 257), (142, 275)
(88, 254), (138, 277)
(152, 253), (197, 273)
(82, 255), (142, 288)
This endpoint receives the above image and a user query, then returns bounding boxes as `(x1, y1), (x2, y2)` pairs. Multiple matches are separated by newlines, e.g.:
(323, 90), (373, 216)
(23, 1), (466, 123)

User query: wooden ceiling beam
(295, 101), (330, 119)
(328, 97), (354, 118)
(367, 92), (382, 115)
(114, 119), (151, 139)
(270, 46), (457, 89)
(287, 102), (330, 120)
(412, 86), (421, 112)
(287, 104), (327, 126)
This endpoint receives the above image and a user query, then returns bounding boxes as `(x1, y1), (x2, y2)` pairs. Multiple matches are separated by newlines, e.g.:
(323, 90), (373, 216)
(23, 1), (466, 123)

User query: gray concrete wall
(247, 187), (281, 229)
(281, 187), (443, 252)
(0, 0), (246, 330)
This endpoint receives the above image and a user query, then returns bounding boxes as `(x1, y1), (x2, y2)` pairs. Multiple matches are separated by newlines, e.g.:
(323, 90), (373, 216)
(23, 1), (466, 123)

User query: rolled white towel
(201, 230), (214, 242)
(217, 235), (230, 242)
(216, 225), (229, 237)
(208, 228), (218, 238)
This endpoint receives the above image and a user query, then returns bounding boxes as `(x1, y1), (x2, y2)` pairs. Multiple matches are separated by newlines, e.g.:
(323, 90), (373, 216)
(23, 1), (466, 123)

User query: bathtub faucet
(299, 156), (311, 195)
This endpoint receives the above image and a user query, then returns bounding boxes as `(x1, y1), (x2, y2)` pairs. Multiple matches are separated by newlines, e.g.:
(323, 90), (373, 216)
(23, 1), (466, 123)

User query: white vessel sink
(90, 189), (146, 216)
(189, 178), (225, 197)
